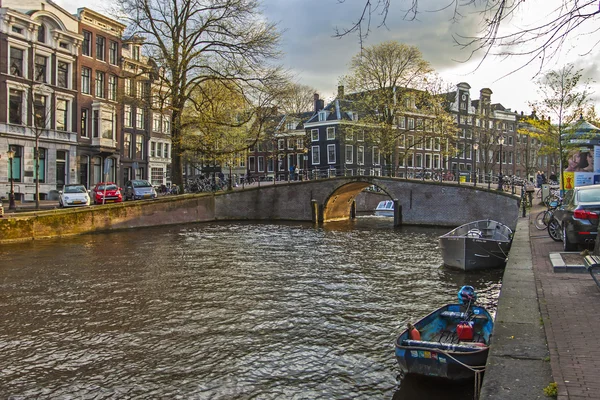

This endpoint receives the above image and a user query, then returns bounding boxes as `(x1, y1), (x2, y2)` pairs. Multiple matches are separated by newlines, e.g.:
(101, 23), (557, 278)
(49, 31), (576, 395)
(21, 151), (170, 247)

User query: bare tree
(343, 41), (457, 175)
(335, 0), (600, 74)
(277, 83), (318, 114)
(115, 0), (287, 189)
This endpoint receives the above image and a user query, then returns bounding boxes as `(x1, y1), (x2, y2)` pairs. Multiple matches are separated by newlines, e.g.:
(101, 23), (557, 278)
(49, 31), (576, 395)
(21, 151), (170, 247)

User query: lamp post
(473, 143), (479, 187)
(7, 149), (16, 210)
(497, 136), (505, 191)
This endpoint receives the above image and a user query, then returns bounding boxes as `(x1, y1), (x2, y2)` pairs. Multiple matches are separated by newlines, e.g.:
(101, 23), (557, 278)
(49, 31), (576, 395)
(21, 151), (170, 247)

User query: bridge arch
(322, 180), (396, 223)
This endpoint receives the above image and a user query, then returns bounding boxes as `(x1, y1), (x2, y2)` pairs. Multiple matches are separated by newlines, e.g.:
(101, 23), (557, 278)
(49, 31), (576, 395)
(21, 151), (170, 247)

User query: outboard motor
(457, 286), (477, 341)
(457, 285), (477, 304)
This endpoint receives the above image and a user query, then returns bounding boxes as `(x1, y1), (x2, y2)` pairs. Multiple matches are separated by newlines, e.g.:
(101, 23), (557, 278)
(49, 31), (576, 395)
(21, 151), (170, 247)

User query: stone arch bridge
(216, 177), (520, 230)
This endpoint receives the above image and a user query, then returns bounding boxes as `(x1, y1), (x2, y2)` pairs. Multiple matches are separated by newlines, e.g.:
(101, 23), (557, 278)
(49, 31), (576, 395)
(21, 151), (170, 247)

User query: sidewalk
(482, 204), (600, 399)
(1, 199), (59, 215)
(529, 204), (600, 400)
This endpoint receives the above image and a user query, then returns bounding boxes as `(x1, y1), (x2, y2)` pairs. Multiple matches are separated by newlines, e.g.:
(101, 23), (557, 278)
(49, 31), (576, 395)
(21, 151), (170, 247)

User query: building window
(8, 89), (23, 125)
(153, 114), (161, 131)
(34, 148), (46, 183)
(82, 31), (91, 56)
(81, 67), (91, 94)
(96, 36), (105, 61)
(109, 41), (118, 65)
(150, 141), (156, 157)
(327, 144), (336, 163)
(407, 118), (414, 130)
(92, 110), (99, 138)
(108, 75), (117, 101)
(102, 110), (115, 139)
(345, 145), (353, 164)
(415, 153), (423, 168)
(56, 99), (69, 131)
(81, 108), (89, 137)
(136, 81), (145, 99)
(311, 145), (320, 165)
(132, 45), (140, 61)
(33, 94), (47, 128)
(258, 156), (265, 172)
(12, 26), (23, 34)
(135, 135), (143, 158)
(311, 129), (319, 141)
(124, 133), (132, 158)
(157, 142), (163, 159)
(57, 61), (69, 88)
(357, 146), (364, 165)
(8, 145), (22, 182)
(373, 146), (380, 165)
(10, 47), (24, 77)
(124, 79), (132, 96)
(151, 167), (163, 185)
(95, 71), (105, 98)
(35, 55), (47, 83)
(136, 109), (145, 129)
(124, 105), (132, 127)
(165, 143), (171, 158)
(163, 118), (170, 135)
(326, 127), (335, 140)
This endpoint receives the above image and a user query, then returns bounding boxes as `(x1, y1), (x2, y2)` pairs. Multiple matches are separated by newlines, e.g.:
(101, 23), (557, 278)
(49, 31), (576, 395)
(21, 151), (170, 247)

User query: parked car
(552, 184), (600, 251)
(124, 179), (157, 201)
(59, 184), (91, 207)
(91, 182), (123, 205)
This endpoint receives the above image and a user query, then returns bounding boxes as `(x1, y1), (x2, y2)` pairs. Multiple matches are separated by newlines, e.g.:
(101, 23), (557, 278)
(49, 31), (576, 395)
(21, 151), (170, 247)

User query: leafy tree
(115, 0), (286, 190)
(343, 41), (457, 176)
(336, 1), (599, 73)
(181, 80), (279, 181)
(528, 64), (591, 189)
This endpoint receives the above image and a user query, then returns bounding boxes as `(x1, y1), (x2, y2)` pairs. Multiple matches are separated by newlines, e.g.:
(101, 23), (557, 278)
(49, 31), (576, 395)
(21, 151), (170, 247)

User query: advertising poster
(566, 145), (600, 187)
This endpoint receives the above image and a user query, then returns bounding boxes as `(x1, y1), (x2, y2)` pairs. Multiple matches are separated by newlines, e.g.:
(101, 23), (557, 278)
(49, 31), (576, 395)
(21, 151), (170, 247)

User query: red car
(91, 182), (123, 205)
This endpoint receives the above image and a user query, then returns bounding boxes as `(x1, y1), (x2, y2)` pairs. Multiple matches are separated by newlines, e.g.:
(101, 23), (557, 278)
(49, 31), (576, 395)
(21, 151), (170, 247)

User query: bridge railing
(301, 167), (527, 194)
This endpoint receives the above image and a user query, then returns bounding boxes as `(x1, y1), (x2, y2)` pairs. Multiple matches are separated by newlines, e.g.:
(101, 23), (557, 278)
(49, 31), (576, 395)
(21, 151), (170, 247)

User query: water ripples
(0, 217), (502, 399)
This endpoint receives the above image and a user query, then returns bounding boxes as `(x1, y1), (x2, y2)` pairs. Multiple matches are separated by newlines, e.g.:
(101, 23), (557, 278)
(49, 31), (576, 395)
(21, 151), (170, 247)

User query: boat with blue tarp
(395, 286), (494, 382)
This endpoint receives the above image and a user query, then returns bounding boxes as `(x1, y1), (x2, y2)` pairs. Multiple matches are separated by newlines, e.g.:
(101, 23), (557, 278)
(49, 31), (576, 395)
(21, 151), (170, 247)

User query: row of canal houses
(245, 84), (554, 184)
(0, 0), (171, 201)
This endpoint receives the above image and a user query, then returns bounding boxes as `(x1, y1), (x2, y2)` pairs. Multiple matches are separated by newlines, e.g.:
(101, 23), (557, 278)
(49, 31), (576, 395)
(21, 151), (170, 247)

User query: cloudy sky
(55, 0), (599, 114)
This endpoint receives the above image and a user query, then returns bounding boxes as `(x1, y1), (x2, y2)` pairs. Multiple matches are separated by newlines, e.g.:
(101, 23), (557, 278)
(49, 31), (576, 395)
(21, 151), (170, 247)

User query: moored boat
(438, 219), (513, 271)
(395, 286), (494, 381)
(374, 200), (394, 217)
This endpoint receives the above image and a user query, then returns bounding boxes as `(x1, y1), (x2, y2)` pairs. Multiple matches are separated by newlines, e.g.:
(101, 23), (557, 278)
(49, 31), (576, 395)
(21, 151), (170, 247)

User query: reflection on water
(0, 216), (502, 399)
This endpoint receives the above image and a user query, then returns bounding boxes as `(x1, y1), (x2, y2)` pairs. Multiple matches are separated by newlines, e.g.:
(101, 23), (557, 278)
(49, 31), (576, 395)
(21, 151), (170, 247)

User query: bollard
(522, 197), (526, 217)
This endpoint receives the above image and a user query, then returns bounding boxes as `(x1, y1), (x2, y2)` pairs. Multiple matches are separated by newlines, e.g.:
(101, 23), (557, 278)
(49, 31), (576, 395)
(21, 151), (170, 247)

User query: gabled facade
(1, 1), (82, 200)
(76, 7), (125, 188)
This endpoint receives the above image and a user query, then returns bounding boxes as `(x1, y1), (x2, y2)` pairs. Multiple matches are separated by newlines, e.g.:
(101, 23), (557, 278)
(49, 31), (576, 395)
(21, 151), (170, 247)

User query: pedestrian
(536, 171), (543, 188)
(289, 164), (296, 181)
(549, 171), (557, 182)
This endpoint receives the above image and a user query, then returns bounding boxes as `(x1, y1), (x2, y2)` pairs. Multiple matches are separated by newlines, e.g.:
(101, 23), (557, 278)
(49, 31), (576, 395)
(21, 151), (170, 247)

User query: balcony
(92, 137), (117, 149)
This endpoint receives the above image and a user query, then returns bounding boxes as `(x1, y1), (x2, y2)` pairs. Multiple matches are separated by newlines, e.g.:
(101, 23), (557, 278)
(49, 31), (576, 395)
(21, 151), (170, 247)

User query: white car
(59, 184), (91, 207)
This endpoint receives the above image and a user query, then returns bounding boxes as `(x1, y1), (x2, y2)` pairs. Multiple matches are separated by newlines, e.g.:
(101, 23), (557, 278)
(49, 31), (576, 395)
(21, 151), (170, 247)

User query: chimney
(313, 93), (320, 113)
(338, 85), (344, 100)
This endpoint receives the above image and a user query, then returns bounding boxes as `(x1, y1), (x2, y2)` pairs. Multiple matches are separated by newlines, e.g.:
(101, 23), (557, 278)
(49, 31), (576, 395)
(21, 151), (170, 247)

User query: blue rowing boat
(395, 286), (494, 381)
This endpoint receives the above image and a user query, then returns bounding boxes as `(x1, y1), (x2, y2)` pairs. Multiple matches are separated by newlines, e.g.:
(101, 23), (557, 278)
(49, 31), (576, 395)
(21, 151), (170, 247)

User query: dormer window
(286, 121), (295, 130)
(37, 25), (45, 42)
(133, 46), (140, 61)
(318, 111), (326, 122)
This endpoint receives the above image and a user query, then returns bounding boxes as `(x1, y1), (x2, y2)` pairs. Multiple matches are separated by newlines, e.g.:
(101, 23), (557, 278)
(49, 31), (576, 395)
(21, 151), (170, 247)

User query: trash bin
(459, 175), (466, 183)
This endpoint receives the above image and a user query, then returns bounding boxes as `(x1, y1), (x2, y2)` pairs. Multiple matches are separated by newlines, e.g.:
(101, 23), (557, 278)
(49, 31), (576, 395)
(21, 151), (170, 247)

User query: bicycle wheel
(534, 211), (548, 230)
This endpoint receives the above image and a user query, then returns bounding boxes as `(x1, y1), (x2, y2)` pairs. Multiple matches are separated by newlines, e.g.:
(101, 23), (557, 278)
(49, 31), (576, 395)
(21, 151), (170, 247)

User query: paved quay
(481, 204), (600, 399)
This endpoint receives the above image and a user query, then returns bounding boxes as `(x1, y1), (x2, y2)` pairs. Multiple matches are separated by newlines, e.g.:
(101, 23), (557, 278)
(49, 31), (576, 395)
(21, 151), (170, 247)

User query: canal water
(0, 216), (503, 399)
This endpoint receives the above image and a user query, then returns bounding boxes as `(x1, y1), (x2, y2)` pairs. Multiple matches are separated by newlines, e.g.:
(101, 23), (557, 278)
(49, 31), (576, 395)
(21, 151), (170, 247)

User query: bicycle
(534, 199), (561, 230)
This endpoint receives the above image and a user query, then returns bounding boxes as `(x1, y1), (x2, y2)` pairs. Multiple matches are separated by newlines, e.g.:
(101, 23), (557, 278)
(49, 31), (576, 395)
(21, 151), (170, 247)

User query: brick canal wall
(0, 194), (217, 244)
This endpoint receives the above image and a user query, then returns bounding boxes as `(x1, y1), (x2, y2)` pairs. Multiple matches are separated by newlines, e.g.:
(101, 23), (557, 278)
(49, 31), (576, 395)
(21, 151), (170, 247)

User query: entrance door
(56, 150), (67, 190)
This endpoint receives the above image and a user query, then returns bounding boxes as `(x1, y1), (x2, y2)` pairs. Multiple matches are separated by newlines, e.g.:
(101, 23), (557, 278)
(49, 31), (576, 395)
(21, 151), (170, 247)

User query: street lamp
(7, 149), (16, 210)
(497, 136), (505, 191)
(473, 143), (479, 187)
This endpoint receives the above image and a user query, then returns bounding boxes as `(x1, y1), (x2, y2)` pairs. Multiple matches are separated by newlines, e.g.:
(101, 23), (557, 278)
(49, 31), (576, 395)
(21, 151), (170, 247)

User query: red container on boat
(457, 322), (473, 341)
